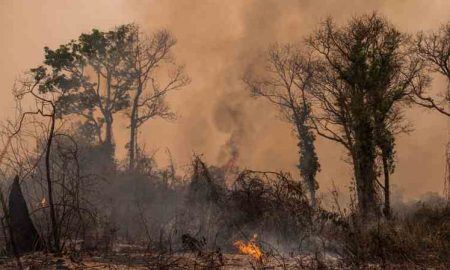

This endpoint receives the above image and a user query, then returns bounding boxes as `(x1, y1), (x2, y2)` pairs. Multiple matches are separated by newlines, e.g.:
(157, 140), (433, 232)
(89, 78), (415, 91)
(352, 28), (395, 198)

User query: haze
(1, 0), (449, 200)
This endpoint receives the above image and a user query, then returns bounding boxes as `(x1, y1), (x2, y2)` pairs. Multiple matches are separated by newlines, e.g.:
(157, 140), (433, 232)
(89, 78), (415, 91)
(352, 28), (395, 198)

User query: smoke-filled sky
(1, 0), (449, 200)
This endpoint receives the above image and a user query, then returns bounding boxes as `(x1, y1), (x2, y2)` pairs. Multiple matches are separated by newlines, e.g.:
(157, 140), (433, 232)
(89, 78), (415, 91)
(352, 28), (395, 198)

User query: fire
(233, 234), (263, 261)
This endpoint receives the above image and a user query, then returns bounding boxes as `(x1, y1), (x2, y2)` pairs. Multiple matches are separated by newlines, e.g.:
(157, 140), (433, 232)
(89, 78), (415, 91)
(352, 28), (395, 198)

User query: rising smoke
(0, 0), (449, 200)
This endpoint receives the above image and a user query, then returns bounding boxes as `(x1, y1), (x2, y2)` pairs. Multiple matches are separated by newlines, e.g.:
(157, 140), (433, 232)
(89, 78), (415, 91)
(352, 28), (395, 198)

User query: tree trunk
(294, 107), (319, 209)
(128, 116), (137, 171)
(353, 124), (379, 218)
(351, 93), (379, 218)
(104, 71), (114, 150)
(45, 113), (60, 254)
(382, 152), (391, 219)
(354, 154), (378, 218)
(128, 84), (142, 171)
(104, 115), (113, 147)
(96, 124), (103, 144)
(308, 178), (317, 208)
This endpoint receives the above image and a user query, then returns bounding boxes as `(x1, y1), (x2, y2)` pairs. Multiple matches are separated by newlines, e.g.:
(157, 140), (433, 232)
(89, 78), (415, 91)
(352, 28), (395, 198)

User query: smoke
(1, 0), (449, 200)
(214, 92), (246, 166)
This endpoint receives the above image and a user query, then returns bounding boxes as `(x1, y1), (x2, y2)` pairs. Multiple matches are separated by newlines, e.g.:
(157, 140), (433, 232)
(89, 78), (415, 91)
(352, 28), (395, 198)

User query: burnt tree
(126, 26), (189, 170)
(245, 45), (320, 207)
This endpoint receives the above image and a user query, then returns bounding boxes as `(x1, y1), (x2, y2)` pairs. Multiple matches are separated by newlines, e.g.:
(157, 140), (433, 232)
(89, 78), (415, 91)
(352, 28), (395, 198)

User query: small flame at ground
(233, 234), (263, 261)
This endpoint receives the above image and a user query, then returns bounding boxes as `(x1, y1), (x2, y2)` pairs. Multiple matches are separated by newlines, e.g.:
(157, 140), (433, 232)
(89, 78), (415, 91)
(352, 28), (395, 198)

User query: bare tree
(413, 22), (450, 199)
(14, 74), (62, 253)
(11, 74), (100, 254)
(413, 22), (450, 117)
(0, 79), (61, 267)
(127, 26), (189, 170)
(245, 44), (320, 207)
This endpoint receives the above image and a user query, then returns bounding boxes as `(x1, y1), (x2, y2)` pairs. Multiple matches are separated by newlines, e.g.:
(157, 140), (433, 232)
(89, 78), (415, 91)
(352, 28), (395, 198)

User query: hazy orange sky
(1, 0), (449, 200)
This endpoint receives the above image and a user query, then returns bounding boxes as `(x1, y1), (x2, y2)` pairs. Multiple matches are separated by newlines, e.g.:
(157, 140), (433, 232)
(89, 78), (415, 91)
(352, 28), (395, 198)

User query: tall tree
(245, 45), (320, 207)
(42, 24), (136, 153)
(308, 14), (426, 217)
(126, 26), (189, 170)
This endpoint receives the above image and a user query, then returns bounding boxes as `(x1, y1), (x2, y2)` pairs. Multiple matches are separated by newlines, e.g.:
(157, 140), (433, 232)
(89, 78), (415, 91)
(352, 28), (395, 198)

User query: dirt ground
(0, 252), (347, 269)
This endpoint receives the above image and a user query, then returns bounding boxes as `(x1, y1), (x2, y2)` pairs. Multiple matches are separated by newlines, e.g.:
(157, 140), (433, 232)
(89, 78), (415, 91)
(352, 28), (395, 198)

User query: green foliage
(309, 13), (425, 216)
(295, 103), (320, 202)
(31, 24), (138, 144)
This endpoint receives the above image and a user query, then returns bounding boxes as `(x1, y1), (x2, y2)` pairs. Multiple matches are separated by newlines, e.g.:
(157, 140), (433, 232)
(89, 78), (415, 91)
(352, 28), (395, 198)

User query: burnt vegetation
(0, 13), (449, 269)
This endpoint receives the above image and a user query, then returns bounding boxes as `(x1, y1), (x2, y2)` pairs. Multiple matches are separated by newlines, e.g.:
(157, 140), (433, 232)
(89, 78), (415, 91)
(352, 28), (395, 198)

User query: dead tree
(413, 22), (450, 199)
(245, 44), (320, 207)
(413, 22), (450, 117)
(15, 72), (61, 253)
(127, 26), (189, 170)
(0, 105), (42, 269)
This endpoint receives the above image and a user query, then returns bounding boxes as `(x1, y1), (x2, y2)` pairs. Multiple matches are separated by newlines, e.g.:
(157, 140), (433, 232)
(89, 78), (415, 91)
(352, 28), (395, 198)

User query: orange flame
(233, 234), (263, 261)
